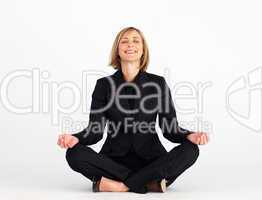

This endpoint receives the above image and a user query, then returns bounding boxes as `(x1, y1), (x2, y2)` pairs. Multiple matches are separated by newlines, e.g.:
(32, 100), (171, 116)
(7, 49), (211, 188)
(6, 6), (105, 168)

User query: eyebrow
(121, 36), (140, 40)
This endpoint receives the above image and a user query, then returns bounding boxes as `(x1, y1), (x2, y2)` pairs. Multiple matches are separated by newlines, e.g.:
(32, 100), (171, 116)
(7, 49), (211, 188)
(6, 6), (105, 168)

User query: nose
(127, 41), (135, 47)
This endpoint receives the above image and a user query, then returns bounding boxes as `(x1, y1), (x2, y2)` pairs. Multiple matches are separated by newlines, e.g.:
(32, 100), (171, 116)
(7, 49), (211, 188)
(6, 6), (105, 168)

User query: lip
(124, 50), (137, 54)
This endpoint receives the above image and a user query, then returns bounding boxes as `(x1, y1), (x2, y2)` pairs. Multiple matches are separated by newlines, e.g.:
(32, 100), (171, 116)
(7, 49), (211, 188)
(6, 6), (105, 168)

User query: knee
(182, 140), (200, 164)
(65, 144), (82, 171)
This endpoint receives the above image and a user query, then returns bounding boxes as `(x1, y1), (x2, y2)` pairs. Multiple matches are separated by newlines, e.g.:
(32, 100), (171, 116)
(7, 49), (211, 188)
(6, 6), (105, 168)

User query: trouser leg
(109, 150), (151, 194)
(123, 140), (200, 191)
(164, 140), (199, 187)
(65, 143), (132, 182)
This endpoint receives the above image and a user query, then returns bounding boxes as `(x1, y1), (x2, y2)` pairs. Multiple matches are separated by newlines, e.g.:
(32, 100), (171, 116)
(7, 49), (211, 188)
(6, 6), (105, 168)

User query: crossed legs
(65, 140), (199, 193)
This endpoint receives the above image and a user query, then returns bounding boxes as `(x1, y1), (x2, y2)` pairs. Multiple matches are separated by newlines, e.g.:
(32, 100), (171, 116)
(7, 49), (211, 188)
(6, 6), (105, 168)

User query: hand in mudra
(57, 134), (79, 149)
(186, 132), (209, 145)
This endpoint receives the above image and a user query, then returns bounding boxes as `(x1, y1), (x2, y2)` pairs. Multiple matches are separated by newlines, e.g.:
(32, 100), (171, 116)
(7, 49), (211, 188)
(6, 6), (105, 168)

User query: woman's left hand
(186, 132), (209, 145)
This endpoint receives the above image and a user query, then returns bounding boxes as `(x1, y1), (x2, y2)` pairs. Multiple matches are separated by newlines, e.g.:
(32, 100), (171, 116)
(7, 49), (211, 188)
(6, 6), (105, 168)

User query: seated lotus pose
(57, 26), (209, 194)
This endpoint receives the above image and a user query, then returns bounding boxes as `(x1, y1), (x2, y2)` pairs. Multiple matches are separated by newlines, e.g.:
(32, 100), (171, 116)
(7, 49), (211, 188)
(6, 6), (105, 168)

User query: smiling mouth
(124, 50), (137, 54)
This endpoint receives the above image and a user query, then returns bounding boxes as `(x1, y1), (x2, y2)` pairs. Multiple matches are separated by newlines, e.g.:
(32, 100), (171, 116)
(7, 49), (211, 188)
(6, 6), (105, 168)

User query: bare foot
(120, 182), (129, 192)
(99, 177), (129, 192)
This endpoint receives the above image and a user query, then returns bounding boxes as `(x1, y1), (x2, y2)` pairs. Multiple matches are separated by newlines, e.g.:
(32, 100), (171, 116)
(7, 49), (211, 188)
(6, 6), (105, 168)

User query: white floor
(1, 163), (261, 200)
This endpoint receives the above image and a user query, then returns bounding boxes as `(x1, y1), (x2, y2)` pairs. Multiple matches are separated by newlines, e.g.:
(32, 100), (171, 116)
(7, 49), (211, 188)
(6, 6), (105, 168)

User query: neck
(120, 61), (140, 82)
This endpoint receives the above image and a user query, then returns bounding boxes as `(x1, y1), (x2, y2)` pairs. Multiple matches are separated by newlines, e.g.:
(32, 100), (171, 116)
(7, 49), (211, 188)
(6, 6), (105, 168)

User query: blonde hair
(109, 27), (149, 71)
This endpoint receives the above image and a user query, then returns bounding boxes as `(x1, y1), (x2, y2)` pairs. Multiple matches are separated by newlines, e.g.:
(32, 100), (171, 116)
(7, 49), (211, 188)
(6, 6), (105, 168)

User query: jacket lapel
(112, 69), (147, 121)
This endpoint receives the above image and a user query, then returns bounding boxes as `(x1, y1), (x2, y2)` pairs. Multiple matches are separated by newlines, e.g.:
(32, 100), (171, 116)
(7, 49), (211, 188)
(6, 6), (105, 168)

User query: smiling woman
(109, 27), (149, 74)
(57, 26), (209, 194)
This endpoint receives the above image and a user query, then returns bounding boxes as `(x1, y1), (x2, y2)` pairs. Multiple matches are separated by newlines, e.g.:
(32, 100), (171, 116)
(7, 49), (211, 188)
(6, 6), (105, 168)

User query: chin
(124, 58), (139, 62)
(121, 56), (142, 62)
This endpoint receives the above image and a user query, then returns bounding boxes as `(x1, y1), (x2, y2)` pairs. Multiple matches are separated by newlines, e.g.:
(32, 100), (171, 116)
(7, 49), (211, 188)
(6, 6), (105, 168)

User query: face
(118, 30), (144, 63)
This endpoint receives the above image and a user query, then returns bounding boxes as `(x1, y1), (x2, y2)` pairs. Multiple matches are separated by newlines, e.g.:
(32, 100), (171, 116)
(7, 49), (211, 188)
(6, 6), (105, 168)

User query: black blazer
(73, 69), (193, 160)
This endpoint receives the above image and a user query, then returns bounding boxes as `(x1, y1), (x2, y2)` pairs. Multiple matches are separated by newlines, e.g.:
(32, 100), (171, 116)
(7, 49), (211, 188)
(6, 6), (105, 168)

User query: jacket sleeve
(158, 77), (193, 143)
(72, 78), (108, 145)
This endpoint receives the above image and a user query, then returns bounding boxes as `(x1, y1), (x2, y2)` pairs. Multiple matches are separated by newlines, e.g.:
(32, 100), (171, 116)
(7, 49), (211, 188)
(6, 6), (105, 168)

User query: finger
(58, 139), (62, 147)
(58, 135), (64, 147)
(57, 135), (62, 146)
(60, 137), (64, 148)
(202, 134), (207, 144)
(67, 136), (73, 148)
(200, 134), (205, 145)
(68, 138), (74, 148)
(199, 135), (203, 145)
(66, 135), (72, 148)
(62, 135), (67, 148)
(64, 135), (70, 148)
(65, 135), (70, 148)
(197, 136), (201, 145)
(58, 135), (65, 148)
(199, 132), (204, 140)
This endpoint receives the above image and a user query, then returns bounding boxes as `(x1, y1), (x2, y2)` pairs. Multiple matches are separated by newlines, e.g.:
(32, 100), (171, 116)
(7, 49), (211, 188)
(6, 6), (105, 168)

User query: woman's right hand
(57, 134), (79, 149)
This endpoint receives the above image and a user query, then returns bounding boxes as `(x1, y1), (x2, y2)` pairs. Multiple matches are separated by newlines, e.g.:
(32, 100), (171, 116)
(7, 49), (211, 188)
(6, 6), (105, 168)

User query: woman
(57, 27), (209, 194)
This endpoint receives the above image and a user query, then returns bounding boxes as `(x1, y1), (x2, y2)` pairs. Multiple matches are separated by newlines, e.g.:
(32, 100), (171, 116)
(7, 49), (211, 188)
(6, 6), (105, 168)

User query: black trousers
(65, 140), (199, 193)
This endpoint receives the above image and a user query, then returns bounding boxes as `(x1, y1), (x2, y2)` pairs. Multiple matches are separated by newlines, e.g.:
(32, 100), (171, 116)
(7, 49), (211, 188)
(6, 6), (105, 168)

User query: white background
(0, 0), (261, 199)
